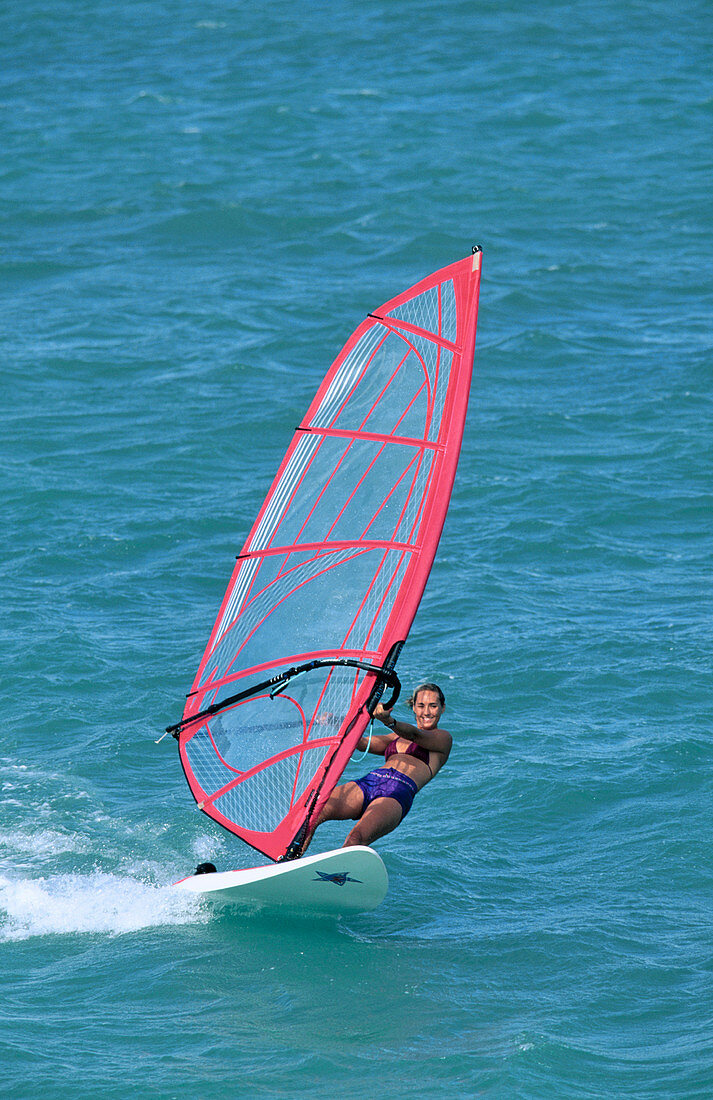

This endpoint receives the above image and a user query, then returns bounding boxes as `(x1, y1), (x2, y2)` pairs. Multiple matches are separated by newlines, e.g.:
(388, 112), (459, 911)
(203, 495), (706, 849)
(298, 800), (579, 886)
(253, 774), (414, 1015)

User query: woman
(310, 683), (451, 848)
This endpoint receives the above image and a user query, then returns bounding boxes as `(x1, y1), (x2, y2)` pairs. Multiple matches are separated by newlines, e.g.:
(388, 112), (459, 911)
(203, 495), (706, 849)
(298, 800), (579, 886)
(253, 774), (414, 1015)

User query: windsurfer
(306, 684), (451, 849)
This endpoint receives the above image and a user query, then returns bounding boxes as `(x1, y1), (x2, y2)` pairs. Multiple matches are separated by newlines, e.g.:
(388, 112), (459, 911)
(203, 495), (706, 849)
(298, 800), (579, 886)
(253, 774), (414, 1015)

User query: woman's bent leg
(301, 781), (365, 854)
(343, 797), (403, 847)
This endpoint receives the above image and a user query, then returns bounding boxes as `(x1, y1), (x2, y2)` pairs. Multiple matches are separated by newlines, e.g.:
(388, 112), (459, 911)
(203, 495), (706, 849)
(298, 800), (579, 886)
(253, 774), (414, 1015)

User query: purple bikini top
(384, 738), (430, 768)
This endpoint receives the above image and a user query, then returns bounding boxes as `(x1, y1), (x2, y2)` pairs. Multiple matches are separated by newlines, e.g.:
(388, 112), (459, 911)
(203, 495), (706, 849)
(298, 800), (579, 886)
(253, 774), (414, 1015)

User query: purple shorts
(353, 768), (418, 819)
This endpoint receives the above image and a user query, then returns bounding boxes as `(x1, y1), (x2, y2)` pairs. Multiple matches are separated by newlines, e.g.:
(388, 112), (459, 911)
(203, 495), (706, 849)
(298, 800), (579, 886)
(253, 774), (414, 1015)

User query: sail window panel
(204, 552), (291, 685)
(186, 664), (365, 814)
(213, 754), (301, 833)
(190, 665), (365, 833)
(264, 435), (435, 550)
(202, 546), (356, 686)
(343, 549), (411, 651)
(401, 334), (454, 444)
(311, 324), (386, 430)
(204, 666), (358, 775)
(327, 442), (435, 547)
(316, 328), (455, 444)
(308, 663), (369, 734)
(207, 693), (307, 773)
(184, 726), (230, 801)
(213, 546), (408, 675)
(249, 432), (322, 553)
(210, 740), (331, 834)
(354, 343), (431, 440)
(213, 556), (262, 644)
(327, 330), (432, 439)
(385, 278), (458, 344)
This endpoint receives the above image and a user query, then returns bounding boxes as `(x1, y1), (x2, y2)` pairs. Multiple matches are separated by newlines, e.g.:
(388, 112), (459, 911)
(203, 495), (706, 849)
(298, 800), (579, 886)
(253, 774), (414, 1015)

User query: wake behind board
(173, 846), (388, 916)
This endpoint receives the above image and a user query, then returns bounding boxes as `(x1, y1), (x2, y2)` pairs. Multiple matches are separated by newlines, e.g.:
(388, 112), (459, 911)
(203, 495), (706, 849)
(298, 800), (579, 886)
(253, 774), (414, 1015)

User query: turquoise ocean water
(2, 1), (711, 1096)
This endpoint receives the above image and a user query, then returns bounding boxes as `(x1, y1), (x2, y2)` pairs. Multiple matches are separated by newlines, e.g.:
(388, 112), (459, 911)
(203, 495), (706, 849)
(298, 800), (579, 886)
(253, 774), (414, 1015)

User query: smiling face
(411, 689), (445, 731)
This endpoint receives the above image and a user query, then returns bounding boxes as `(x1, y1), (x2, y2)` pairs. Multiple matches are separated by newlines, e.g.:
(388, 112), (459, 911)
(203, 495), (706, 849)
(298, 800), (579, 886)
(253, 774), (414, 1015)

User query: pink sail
(172, 252), (482, 861)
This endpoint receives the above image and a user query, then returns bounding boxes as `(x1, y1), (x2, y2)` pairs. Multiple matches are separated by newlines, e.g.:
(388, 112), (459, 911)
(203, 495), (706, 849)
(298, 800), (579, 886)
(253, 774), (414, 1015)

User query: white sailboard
(174, 846), (387, 915)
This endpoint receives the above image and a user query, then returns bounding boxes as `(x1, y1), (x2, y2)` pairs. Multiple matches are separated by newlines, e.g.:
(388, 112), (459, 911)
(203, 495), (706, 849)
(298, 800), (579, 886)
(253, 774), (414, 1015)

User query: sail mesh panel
(385, 278), (457, 343)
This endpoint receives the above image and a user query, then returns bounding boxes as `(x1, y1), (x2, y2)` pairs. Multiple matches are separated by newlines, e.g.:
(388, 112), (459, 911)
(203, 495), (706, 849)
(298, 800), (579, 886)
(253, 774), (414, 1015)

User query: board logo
(314, 870), (363, 887)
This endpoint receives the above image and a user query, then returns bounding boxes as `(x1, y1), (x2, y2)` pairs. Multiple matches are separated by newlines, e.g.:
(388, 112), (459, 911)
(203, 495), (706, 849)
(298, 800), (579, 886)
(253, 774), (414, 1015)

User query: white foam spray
(0, 869), (209, 942)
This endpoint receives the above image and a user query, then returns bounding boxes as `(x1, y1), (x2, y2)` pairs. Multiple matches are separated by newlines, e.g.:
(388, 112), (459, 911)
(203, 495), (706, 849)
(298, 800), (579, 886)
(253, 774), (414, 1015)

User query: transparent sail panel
(258, 436), (436, 550)
(248, 432), (322, 554)
(200, 545), (411, 685)
(385, 278), (457, 344)
(311, 324), (387, 429)
(343, 548), (412, 651)
(185, 667), (366, 834)
(311, 327), (453, 444)
(312, 328), (427, 439)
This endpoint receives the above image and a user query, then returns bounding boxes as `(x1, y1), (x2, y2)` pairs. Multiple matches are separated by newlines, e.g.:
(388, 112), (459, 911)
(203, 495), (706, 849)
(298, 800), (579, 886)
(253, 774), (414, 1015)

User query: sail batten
(296, 424), (444, 450)
(238, 539), (419, 559)
(175, 252), (482, 862)
(371, 314), (459, 352)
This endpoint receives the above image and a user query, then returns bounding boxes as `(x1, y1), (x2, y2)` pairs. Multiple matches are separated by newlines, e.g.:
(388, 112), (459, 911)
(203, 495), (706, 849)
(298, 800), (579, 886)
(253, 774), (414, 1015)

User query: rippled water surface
(2, 1), (711, 1097)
